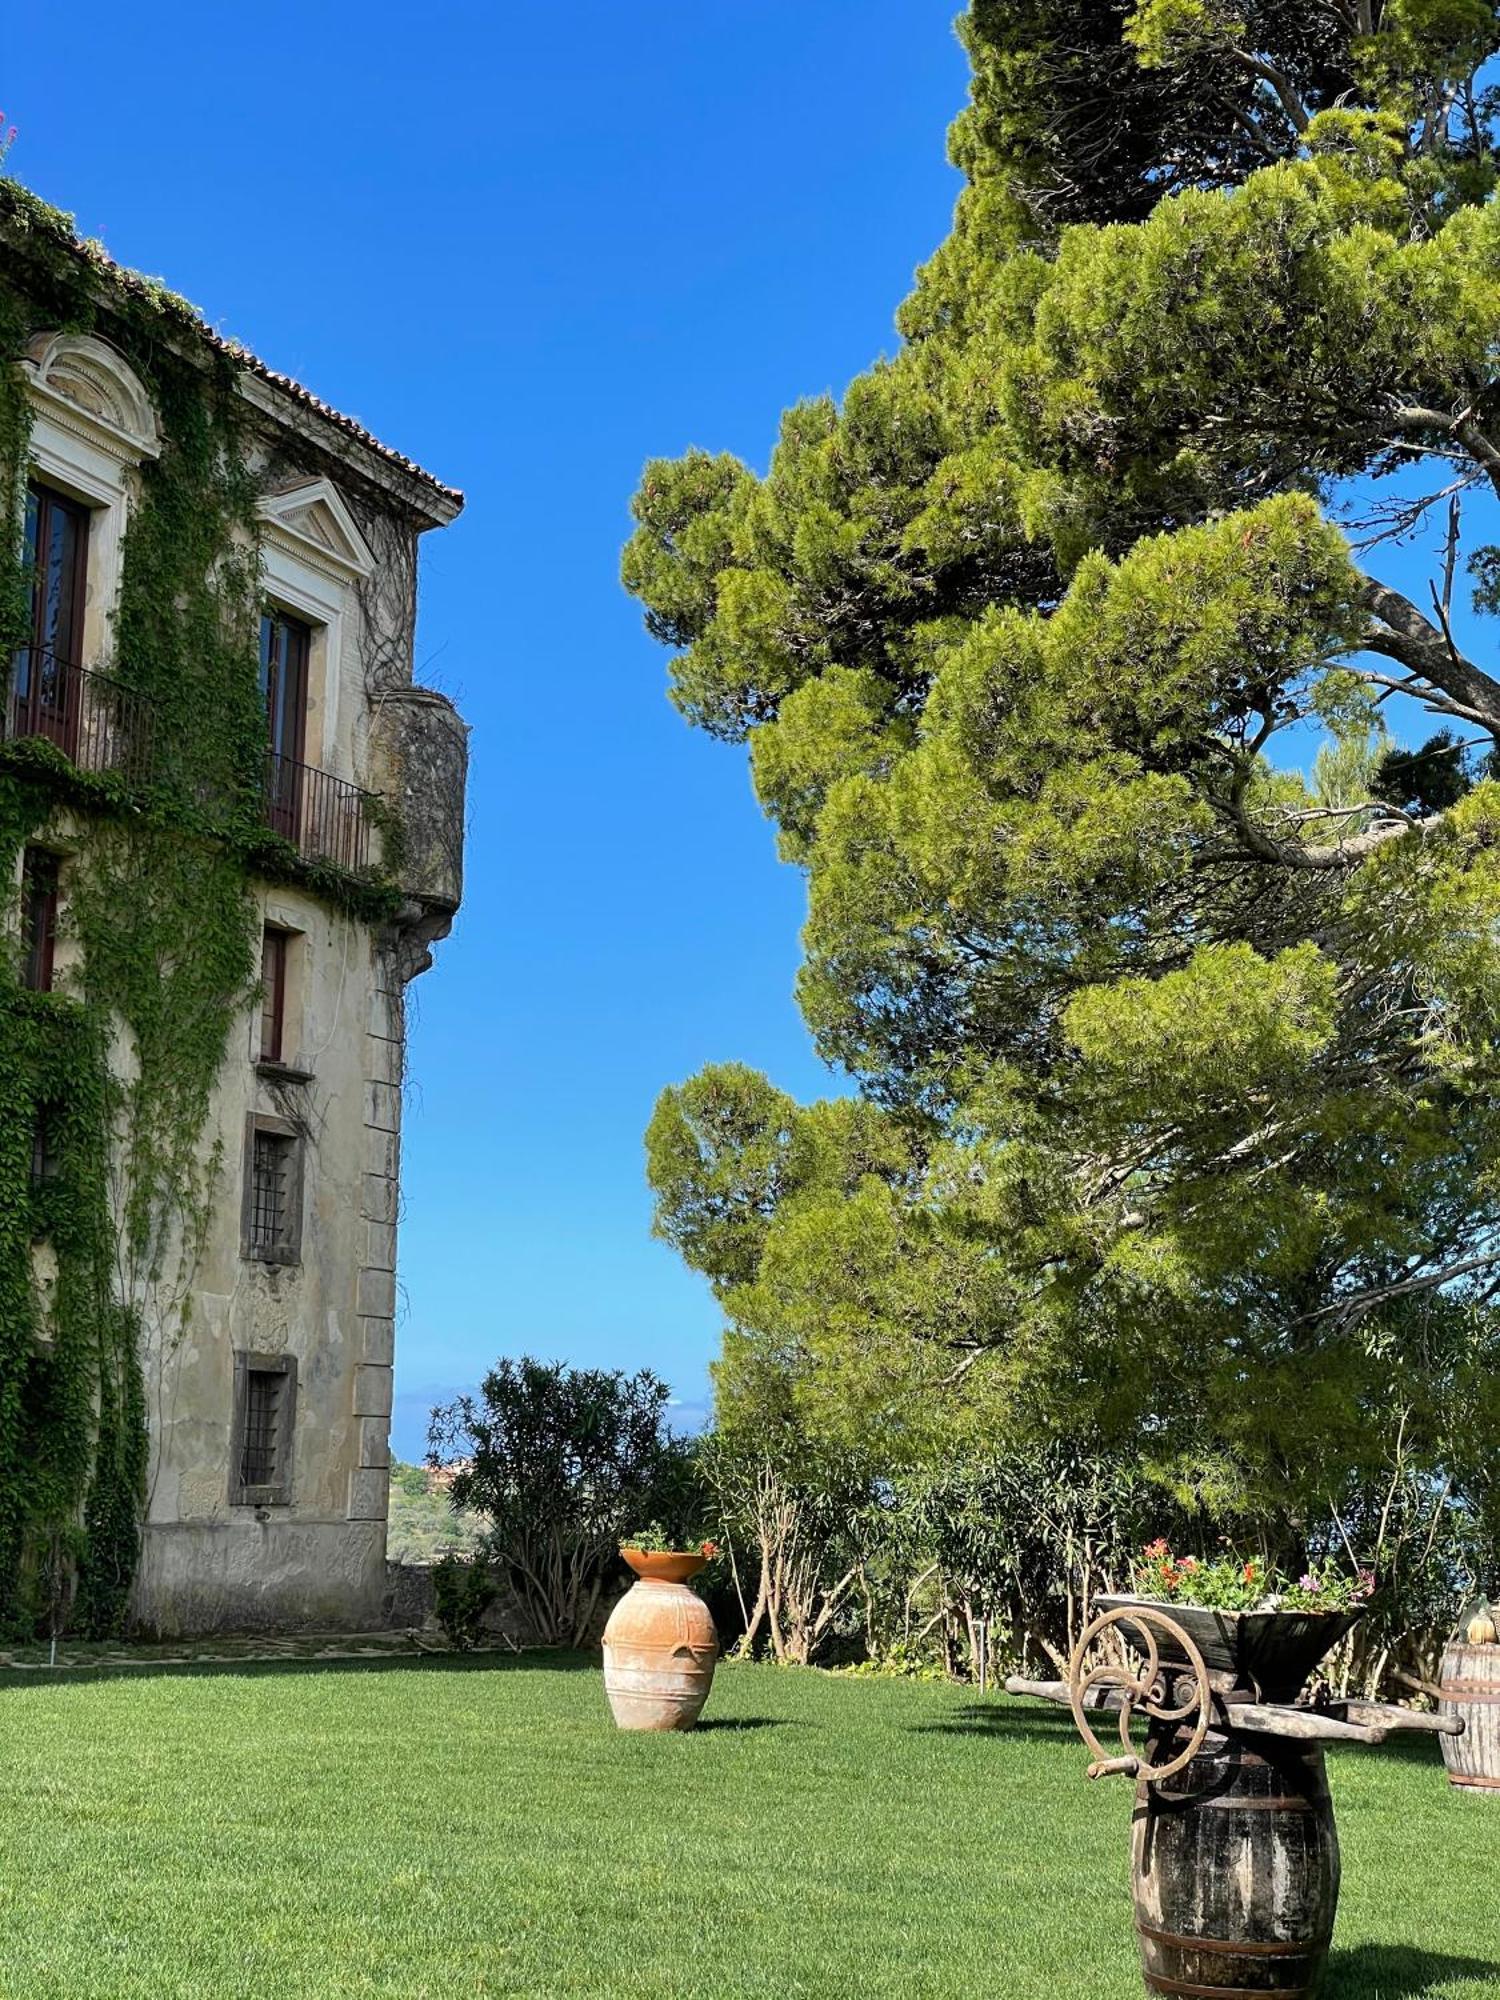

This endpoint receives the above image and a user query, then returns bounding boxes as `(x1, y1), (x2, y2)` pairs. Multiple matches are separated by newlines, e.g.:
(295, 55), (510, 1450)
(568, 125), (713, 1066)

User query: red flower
(1243, 1562), (1257, 1583)
(700, 1539), (719, 1559)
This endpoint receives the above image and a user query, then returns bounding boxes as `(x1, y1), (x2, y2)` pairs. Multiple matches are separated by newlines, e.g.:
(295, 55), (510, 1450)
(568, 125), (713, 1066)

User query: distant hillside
(387, 1462), (485, 1565)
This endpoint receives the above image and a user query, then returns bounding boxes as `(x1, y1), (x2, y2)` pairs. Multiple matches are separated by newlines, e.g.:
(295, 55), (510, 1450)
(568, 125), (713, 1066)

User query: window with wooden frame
(230, 1350), (298, 1507)
(259, 926), (289, 1064)
(259, 609), (311, 844)
(240, 1115), (304, 1265)
(19, 847), (60, 992)
(14, 482), (90, 756)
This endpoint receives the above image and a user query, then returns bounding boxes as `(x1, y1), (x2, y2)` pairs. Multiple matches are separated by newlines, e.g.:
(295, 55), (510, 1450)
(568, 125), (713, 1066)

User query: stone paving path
(0, 1628), (487, 1672)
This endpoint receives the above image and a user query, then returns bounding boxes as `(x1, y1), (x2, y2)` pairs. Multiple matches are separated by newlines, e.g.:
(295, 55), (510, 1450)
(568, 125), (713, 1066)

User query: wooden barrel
(1439, 1641), (1500, 1793)
(1132, 1730), (1339, 1998)
(602, 1579), (717, 1731)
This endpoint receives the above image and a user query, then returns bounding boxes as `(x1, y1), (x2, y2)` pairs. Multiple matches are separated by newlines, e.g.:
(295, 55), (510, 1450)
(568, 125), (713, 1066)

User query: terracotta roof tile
(1, 181), (463, 512)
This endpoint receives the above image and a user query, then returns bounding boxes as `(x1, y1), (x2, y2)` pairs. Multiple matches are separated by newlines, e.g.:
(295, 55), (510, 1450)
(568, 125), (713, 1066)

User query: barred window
(241, 1116), (303, 1264)
(231, 1351), (297, 1506)
(241, 1368), (284, 1486)
(250, 1130), (291, 1247)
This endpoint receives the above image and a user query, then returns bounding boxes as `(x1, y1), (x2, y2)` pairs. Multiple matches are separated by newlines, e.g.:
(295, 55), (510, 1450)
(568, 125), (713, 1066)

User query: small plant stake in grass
(602, 1534), (719, 1731)
(1005, 1544), (1467, 1999)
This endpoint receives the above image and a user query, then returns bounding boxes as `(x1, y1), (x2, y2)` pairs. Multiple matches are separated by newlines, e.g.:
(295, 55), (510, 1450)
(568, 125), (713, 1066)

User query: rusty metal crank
(1067, 1605), (1211, 1785)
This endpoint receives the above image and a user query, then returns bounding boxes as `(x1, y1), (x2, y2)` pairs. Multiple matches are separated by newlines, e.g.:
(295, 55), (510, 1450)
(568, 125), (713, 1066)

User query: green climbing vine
(0, 179), (403, 1637)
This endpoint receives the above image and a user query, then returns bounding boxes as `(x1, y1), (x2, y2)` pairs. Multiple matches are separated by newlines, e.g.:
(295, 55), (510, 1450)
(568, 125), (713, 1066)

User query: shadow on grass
(1326, 1945), (1499, 1996)
(916, 1699), (1084, 1744)
(0, 1647), (601, 1689)
(692, 1716), (794, 1733)
(1329, 1730), (1446, 1775)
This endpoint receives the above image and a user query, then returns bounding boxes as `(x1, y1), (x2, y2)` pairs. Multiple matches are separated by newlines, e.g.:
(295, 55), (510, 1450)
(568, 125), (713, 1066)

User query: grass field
(0, 1654), (1494, 1999)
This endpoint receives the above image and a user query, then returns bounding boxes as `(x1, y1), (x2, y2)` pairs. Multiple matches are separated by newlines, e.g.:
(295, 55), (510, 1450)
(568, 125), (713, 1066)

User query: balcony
(263, 751), (378, 874)
(4, 648), (156, 787)
(6, 650), (379, 878)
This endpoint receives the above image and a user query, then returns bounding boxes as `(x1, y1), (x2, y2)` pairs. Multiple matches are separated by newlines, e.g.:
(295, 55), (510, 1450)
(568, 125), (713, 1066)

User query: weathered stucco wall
(125, 507), (464, 1635)
(132, 894), (400, 1636)
(33, 369), (460, 1638)
(2, 206), (466, 1640)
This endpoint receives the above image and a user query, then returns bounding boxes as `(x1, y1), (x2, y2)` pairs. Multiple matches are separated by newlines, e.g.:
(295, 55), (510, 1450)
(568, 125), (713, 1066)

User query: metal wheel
(1067, 1605), (1211, 1784)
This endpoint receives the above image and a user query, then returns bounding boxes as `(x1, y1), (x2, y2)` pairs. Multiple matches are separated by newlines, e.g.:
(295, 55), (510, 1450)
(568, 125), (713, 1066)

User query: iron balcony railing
(6, 649), (379, 876)
(4, 647), (157, 787)
(264, 750), (377, 874)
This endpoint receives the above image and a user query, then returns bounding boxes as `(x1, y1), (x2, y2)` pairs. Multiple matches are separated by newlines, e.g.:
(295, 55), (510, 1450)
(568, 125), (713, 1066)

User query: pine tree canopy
(626, 2), (1500, 1536)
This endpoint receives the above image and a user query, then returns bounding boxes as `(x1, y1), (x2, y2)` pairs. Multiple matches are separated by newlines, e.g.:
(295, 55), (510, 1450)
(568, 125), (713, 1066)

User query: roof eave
(0, 182), (464, 523)
(236, 373), (464, 529)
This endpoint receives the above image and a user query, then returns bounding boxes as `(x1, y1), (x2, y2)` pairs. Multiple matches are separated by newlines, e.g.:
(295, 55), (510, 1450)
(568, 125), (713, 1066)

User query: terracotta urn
(602, 1550), (718, 1731)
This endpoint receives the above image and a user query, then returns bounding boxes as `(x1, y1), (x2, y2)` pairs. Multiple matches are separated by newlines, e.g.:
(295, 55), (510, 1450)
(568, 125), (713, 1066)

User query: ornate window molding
(22, 333), (161, 466)
(258, 477), (376, 584)
(21, 335), (161, 675)
(257, 479), (375, 775)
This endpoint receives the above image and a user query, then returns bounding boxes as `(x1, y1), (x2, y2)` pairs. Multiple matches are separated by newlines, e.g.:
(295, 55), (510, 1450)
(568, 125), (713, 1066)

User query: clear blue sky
(5, 1), (970, 1455)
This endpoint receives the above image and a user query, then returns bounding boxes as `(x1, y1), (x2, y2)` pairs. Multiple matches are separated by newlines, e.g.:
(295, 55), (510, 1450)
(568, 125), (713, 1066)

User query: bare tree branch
(1362, 673), (1495, 730)
(1439, 491), (1461, 619)
(1220, 793), (1442, 870)
(1231, 50), (1311, 134)
(1300, 1250), (1500, 1326)
(1361, 576), (1500, 728)
(1391, 404), (1500, 496)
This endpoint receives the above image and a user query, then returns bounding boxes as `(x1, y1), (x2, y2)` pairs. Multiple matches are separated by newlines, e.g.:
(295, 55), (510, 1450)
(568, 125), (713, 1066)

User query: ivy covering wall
(0, 183), (401, 1637)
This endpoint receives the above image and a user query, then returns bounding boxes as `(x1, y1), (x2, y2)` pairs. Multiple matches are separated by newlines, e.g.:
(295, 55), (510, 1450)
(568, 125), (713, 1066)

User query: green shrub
(431, 1552), (499, 1651)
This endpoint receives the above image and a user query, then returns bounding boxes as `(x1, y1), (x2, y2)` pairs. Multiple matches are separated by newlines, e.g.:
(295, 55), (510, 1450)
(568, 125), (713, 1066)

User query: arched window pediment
(23, 332), (161, 463)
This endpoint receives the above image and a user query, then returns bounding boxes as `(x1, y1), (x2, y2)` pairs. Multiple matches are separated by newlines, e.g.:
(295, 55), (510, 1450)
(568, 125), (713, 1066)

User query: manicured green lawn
(0, 1654), (1494, 1997)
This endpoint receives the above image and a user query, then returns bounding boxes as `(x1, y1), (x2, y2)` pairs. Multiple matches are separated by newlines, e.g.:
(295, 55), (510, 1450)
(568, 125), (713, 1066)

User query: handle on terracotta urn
(1067, 1605), (1211, 1785)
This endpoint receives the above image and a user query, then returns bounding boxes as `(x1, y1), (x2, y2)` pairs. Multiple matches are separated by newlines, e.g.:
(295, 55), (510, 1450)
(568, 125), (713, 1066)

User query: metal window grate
(249, 1129), (294, 1253)
(230, 1350), (298, 1507)
(240, 1369), (283, 1489)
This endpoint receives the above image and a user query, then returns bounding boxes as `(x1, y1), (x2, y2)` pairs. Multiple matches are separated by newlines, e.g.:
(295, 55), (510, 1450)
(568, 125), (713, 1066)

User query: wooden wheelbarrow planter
(1006, 1597), (1464, 2000)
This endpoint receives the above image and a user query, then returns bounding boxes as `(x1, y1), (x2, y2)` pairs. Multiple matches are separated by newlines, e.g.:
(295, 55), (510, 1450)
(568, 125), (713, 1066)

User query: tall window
(241, 1370), (284, 1485)
(230, 1351), (298, 1506)
(259, 927), (289, 1064)
(249, 1129), (295, 1252)
(19, 847), (60, 992)
(241, 1116), (303, 1265)
(14, 483), (90, 753)
(30, 1103), (61, 1188)
(259, 611), (310, 844)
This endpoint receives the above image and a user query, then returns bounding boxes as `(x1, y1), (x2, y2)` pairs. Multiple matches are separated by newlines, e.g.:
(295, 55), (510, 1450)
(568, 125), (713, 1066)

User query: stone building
(0, 185), (467, 1637)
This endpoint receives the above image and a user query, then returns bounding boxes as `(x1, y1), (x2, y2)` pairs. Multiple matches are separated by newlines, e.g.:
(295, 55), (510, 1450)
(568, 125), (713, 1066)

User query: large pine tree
(625, 3), (1500, 1549)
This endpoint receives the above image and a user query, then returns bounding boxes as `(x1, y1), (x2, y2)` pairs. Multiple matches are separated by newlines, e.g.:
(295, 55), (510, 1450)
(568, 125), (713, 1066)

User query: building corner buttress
(350, 681), (469, 1526)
